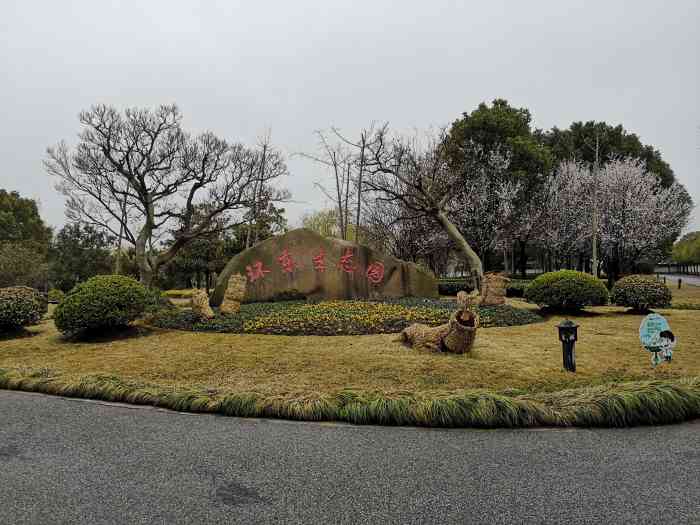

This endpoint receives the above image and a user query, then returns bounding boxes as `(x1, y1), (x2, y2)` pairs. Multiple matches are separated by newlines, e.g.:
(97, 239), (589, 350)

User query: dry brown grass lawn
(672, 281), (700, 306)
(2, 297), (699, 400)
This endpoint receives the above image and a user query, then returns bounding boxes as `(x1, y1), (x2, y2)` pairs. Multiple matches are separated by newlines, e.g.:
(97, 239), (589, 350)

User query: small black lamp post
(557, 320), (579, 372)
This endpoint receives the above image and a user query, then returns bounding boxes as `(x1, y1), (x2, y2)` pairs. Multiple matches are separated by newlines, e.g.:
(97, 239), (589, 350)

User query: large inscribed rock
(210, 228), (438, 305)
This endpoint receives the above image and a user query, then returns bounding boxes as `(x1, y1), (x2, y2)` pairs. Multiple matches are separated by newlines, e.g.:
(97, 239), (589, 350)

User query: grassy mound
(1, 369), (697, 428)
(148, 298), (543, 335)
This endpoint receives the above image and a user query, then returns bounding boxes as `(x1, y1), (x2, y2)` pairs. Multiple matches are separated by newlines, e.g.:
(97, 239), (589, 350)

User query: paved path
(1, 390), (698, 524)
(661, 274), (700, 287)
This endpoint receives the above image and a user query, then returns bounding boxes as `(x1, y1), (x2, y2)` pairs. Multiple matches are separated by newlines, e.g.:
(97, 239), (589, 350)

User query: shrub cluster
(438, 278), (529, 298)
(143, 287), (175, 314)
(48, 289), (65, 303)
(54, 275), (149, 336)
(0, 286), (47, 330)
(437, 280), (475, 296)
(524, 270), (609, 310)
(148, 298), (542, 335)
(506, 280), (529, 298)
(611, 275), (672, 312)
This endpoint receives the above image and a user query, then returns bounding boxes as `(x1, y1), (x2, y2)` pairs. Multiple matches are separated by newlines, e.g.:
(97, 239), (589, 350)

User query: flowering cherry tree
(536, 161), (592, 268)
(596, 157), (692, 281)
(530, 157), (692, 280)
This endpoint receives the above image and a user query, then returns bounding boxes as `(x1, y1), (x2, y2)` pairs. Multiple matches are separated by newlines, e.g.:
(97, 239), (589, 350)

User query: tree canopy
(446, 99), (554, 188)
(0, 189), (52, 251)
(537, 121), (676, 187)
(45, 104), (289, 285)
(672, 232), (700, 268)
(0, 189), (52, 289)
(49, 223), (115, 292)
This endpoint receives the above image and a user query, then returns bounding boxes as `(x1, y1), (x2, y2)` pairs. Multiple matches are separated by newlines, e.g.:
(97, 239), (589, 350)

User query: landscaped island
(1, 281), (699, 428)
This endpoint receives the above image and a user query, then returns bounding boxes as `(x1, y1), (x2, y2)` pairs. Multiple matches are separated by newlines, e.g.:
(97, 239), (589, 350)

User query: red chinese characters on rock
(366, 261), (385, 284)
(277, 249), (296, 273)
(312, 248), (326, 272)
(245, 261), (271, 282)
(337, 248), (356, 273)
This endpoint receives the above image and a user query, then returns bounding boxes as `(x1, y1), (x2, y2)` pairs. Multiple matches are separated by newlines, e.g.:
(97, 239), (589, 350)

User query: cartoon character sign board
(639, 313), (676, 367)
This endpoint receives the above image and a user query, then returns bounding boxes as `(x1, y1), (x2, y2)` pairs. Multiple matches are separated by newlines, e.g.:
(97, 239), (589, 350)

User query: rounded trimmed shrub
(524, 270), (609, 310)
(54, 275), (149, 335)
(0, 286), (47, 330)
(48, 289), (65, 304)
(611, 275), (671, 312)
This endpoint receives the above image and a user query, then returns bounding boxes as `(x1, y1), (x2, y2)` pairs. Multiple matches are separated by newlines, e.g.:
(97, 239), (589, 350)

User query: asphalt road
(1, 391), (698, 525)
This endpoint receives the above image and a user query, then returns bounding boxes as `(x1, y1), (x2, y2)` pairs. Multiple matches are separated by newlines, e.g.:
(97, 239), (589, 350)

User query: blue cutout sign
(639, 313), (676, 367)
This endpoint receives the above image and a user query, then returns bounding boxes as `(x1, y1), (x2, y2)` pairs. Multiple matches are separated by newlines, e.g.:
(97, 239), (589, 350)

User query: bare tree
(244, 131), (290, 248)
(45, 104), (287, 286)
(298, 131), (354, 240)
(360, 126), (503, 290)
(329, 125), (380, 243)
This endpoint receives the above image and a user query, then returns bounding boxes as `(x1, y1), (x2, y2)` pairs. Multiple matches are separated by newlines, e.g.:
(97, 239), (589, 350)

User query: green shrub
(438, 280), (474, 296)
(524, 270), (609, 310)
(0, 286), (47, 330)
(48, 289), (65, 304)
(54, 275), (149, 335)
(143, 287), (175, 314)
(611, 275), (671, 312)
(506, 280), (529, 298)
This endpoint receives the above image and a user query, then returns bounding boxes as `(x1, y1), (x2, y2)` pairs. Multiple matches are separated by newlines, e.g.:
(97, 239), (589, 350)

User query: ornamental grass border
(1, 368), (698, 428)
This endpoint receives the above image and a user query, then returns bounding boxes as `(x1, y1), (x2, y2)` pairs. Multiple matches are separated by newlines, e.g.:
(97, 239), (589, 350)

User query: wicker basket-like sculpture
(441, 309), (479, 354)
(191, 289), (215, 320)
(220, 274), (247, 315)
(399, 291), (480, 353)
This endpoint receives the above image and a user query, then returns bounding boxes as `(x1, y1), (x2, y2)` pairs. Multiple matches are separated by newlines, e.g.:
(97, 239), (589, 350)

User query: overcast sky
(1, 0), (698, 232)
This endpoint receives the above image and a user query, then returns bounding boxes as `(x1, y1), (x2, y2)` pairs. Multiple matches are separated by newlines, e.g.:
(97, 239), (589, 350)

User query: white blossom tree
(448, 157), (519, 270)
(536, 160), (592, 270)
(530, 157), (692, 281)
(597, 157), (692, 282)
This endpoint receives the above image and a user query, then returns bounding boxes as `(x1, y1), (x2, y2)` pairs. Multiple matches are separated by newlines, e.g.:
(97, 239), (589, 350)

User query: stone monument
(210, 228), (438, 306)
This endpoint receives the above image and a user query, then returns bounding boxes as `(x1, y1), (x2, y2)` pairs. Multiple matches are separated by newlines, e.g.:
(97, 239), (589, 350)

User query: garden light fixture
(557, 319), (578, 372)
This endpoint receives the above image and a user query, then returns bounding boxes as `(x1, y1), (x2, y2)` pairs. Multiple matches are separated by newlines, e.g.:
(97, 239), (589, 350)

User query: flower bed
(148, 298), (542, 335)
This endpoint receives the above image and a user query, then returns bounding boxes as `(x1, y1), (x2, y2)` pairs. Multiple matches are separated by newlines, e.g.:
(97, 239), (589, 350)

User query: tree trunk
(435, 210), (483, 291)
(134, 236), (154, 287)
(519, 240), (527, 279)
